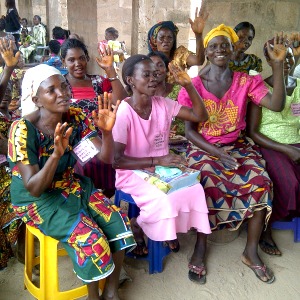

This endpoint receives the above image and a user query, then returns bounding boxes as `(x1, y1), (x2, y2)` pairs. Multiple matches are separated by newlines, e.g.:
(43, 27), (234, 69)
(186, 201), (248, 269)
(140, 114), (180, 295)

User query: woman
(229, 21), (263, 74)
(0, 37), (21, 270)
(113, 54), (211, 284)
(8, 64), (135, 300)
(247, 37), (300, 256)
(147, 4), (208, 84)
(2, 0), (21, 45)
(178, 24), (287, 284)
(60, 38), (127, 197)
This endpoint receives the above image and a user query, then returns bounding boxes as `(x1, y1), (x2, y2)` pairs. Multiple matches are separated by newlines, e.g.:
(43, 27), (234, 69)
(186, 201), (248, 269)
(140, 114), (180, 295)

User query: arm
(96, 45), (128, 104)
(0, 38), (20, 104)
(186, 3), (208, 67)
(169, 62), (208, 122)
(185, 121), (240, 170)
(17, 122), (73, 197)
(259, 33), (287, 111)
(247, 102), (300, 163)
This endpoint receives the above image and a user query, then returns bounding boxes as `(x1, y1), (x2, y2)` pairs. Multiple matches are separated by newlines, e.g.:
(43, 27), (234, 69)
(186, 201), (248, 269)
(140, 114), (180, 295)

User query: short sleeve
(8, 119), (38, 165)
(247, 74), (269, 105)
(177, 77), (201, 108)
(112, 103), (128, 145)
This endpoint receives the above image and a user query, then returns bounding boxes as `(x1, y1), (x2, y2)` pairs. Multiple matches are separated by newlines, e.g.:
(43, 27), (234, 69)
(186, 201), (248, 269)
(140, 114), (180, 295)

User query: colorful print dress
(178, 72), (272, 230)
(8, 107), (135, 282)
(0, 112), (21, 270)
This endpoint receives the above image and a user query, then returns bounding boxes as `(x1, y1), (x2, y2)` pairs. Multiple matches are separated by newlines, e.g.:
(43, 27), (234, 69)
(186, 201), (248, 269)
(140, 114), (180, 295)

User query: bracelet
(108, 75), (119, 82)
(150, 157), (154, 167)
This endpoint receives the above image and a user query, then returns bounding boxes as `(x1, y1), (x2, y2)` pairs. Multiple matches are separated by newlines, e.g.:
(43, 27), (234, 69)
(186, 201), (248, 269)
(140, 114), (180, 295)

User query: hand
(96, 45), (114, 70)
(215, 146), (240, 170)
(92, 92), (120, 132)
(285, 145), (300, 163)
(288, 32), (300, 57)
(52, 122), (73, 159)
(266, 32), (288, 63)
(0, 38), (20, 68)
(189, 2), (209, 35)
(8, 99), (20, 111)
(0, 132), (8, 155)
(157, 153), (187, 168)
(169, 62), (191, 87)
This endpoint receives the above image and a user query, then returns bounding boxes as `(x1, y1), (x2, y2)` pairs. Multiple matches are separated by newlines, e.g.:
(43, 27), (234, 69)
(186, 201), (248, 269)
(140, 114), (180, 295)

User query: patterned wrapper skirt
(186, 136), (272, 231)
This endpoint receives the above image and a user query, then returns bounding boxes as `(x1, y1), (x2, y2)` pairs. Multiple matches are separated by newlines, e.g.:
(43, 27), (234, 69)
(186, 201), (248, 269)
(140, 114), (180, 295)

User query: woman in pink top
(113, 54), (211, 284)
(178, 24), (287, 284)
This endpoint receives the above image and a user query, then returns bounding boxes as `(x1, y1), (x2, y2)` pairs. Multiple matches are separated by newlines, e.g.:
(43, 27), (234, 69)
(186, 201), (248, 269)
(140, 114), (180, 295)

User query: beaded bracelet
(108, 75), (119, 82)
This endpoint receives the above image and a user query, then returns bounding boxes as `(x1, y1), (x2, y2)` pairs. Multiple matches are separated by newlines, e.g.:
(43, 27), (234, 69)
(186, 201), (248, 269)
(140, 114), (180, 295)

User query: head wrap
(147, 21), (179, 53)
(203, 24), (239, 48)
(21, 65), (62, 116)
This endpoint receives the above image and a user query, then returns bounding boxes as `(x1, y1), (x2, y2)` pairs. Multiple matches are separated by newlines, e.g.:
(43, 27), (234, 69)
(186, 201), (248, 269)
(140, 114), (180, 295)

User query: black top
(5, 9), (20, 32)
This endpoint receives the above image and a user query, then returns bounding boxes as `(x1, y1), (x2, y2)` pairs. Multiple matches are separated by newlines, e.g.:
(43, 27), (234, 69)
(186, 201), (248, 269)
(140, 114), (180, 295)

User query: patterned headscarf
(21, 64), (62, 116)
(147, 21), (179, 53)
(203, 24), (239, 48)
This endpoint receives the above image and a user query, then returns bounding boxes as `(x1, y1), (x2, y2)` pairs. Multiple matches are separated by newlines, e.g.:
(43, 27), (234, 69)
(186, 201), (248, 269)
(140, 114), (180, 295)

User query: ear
(126, 75), (133, 86)
(32, 95), (42, 108)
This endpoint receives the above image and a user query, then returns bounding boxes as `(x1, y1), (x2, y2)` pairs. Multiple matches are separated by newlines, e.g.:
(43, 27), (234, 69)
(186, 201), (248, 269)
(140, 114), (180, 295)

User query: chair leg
(293, 218), (300, 242)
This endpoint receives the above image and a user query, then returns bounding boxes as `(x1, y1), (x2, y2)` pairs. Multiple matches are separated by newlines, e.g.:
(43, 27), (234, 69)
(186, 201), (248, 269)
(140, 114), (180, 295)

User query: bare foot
(130, 218), (148, 256)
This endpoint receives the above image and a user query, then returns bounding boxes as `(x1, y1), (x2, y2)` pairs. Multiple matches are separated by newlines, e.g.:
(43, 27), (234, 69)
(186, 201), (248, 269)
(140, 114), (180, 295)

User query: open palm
(267, 32), (288, 62)
(169, 62), (191, 87)
(0, 38), (20, 67)
(189, 2), (209, 35)
(95, 45), (114, 70)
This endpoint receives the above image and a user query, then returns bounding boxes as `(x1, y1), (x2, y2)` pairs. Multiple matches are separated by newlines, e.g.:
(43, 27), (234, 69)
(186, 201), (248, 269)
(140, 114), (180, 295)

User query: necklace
(68, 74), (88, 81)
(40, 117), (55, 137)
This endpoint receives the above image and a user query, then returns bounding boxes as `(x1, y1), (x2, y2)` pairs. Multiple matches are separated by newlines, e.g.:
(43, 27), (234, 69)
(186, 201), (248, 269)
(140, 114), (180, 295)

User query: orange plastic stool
(24, 224), (106, 300)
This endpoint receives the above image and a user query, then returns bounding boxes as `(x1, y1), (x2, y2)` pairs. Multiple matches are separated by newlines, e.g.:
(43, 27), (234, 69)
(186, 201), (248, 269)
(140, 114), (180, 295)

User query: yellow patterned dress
(8, 108), (135, 282)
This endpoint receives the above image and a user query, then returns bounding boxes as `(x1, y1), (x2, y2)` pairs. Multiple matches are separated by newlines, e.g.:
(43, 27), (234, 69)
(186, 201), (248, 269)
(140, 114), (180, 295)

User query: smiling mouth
(59, 99), (70, 104)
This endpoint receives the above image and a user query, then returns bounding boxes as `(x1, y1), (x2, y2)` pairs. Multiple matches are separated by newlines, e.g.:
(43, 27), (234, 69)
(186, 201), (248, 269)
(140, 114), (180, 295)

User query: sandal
(165, 239), (180, 253)
(188, 263), (207, 284)
(259, 239), (282, 256)
(130, 240), (148, 258)
(242, 259), (275, 284)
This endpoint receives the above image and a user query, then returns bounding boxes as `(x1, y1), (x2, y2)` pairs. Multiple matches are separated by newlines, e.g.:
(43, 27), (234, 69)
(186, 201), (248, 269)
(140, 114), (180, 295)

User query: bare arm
(185, 121), (240, 170)
(186, 4), (208, 67)
(169, 62), (208, 122)
(247, 102), (300, 163)
(259, 33), (287, 111)
(95, 45), (128, 104)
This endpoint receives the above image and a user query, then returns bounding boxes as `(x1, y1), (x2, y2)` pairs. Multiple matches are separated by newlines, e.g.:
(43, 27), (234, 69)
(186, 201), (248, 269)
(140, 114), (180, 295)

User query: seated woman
(247, 37), (300, 256)
(178, 24), (287, 284)
(229, 21), (263, 74)
(147, 4), (208, 84)
(8, 64), (135, 300)
(113, 54), (211, 284)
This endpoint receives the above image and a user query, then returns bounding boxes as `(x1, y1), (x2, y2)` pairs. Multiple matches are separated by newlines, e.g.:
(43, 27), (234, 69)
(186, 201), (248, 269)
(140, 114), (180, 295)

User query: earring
(132, 84), (135, 88)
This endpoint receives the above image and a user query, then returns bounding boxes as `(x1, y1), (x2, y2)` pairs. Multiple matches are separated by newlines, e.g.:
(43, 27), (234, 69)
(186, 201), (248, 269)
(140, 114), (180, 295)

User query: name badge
(72, 139), (99, 165)
(291, 103), (300, 116)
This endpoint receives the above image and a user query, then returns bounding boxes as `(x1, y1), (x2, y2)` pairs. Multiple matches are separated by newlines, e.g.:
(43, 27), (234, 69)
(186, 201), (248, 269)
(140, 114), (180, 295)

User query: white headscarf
(21, 64), (62, 116)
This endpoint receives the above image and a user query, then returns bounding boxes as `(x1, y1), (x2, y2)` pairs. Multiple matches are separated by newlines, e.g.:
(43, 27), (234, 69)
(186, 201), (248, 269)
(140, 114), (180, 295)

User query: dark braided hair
(234, 22), (256, 38)
(61, 38), (90, 61)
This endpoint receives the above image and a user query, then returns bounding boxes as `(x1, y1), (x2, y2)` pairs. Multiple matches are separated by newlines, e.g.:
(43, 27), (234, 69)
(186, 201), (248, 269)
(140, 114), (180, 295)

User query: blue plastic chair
(114, 190), (171, 274)
(272, 217), (300, 242)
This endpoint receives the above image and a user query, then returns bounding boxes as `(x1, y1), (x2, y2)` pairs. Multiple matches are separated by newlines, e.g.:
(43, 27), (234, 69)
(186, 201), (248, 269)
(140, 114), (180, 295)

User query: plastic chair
(24, 224), (105, 300)
(114, 190), (171, 274)
(272, 217), (300, 242)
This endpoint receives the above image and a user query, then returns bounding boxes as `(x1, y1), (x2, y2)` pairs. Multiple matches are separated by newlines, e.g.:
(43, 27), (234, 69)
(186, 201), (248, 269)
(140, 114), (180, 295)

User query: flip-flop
(242, 260), (275, 284)
(129, 240), (148, 258)
(188, 263), (206, 284)
(259, 239), (282, 256)
(165, 239), (180, 253)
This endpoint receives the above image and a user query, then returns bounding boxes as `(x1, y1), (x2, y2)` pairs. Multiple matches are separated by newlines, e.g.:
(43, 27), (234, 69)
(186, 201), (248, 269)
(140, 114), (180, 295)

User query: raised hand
(53, 122), (73, 158)
(189, 2), (209, 35)
(288, 32), (300, 57)
(266, 32), (288, 63)
(0, 38), (20, 68)
(96, 45), (114, 70)
(169, 62), (191, 87)
(92, 92), (120, 132)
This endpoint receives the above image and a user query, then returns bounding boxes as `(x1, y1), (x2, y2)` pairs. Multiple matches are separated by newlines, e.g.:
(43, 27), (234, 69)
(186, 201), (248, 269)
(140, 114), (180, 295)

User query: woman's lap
(186, 137), (272, 230)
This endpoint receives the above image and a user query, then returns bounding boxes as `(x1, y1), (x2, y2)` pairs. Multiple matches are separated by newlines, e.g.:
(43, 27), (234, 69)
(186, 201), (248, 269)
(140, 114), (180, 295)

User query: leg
(259, 223), (281, 256)
(242, 209), (275, 283)
(188, 232), (207, 284)
(130, 217), (148, 256)
(100, 250), (125, 300)
(87, 281), (101, 300)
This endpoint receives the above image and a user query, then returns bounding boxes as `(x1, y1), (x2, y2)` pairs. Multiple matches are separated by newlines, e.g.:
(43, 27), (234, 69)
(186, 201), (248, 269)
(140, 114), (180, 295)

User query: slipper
(188, 263), (206, 284)
(129, 240), (148, 258)
(259, 239), (282, 256)
(242, 260), (275, 284)
(165, 239), (180, 253)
